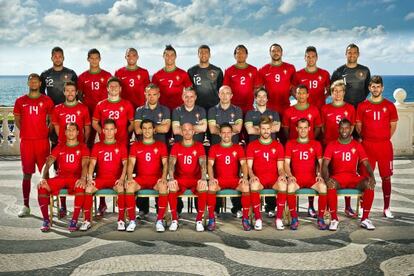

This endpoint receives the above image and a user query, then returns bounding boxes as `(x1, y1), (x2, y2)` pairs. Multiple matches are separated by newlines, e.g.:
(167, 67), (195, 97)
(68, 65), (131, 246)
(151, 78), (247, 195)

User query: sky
(1, 0), (414, 76)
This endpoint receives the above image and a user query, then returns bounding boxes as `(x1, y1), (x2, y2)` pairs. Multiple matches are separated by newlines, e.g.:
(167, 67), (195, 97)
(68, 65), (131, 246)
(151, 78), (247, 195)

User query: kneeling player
(81, 119), (128, 231)
(285, 118), (328, 230)
(126, 119), (169, 232)
(167, 123), (207, 232)
(37, 123), (89, 232)
(246, 116), (287, 231)
(322, 118), (376, 231)
(207, 123), (249, 231)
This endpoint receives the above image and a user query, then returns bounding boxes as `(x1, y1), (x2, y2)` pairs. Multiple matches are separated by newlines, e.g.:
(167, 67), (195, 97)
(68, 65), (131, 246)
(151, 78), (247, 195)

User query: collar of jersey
(234, 64), (249, 69)
(27, 93), (41, 99)
(294, 103), (309, 110)
(143, 139), (155, 145)
(66, 141), (80, 147)
(304, 67), (318, 74)
(269, 62), (283, 67)
(126, 66), (139, 71)
(182, 141), (194, 147)
(64, 101), (78, 107)
(163, 66), (177, 73)
(368, 97), (384, 104)
(296, 138), (310, 144)
(259, 138), (272, 145)
(332, 102), (345, 107)
(220, 142), (233, 148)
(108, 98), (121, 103)
(104, 140), (116, 145)
(338, 138), (352, 145)
(88, 69), (101, 75)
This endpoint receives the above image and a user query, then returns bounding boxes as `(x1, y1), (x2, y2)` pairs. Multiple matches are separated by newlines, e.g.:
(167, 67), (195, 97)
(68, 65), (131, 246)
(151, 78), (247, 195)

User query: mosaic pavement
(0, 156), (413, 275)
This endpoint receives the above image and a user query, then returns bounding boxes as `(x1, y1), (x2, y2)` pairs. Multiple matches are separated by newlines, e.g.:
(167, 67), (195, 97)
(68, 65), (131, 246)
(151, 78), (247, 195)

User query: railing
(1, 89), (413, 156)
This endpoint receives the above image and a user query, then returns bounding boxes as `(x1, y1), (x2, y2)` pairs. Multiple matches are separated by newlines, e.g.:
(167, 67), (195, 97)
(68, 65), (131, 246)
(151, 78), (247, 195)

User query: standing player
(37, 123), (89, 232)
(258, 43), (295, 116)
(207, 123), (249, 231)
(188, 45), (223, 113)
(285, 119), (328, 230)
(167, 123), (207, 232)
(356, 76), (398, 218)
(152, 45), (193, 111)
(114, 48), (150, 109)
(293, 46), (330, 110)
(79, 119), (127, 231)
(77, 49), (112, 147)
(331, 43), (371, 109)
(322, 118), (376, 230)
(92, 77), (134, 146)
(126, 119), (169, 232)
(223, 45), (261, 114)
(40, 46), (77, 105)
(14, 73), (54, 217)
(246, 116), (287, 231)
(172, 87), (207, 143)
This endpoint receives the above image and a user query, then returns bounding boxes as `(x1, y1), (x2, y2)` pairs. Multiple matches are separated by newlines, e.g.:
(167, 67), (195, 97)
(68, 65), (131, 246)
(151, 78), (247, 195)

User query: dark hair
(297, 118), (310, 126)
(346, 43), (359, 53)
(163, 44), (176, 55)
(145, 83), (160, 93)
(107, 76), (121, 87)
(140, 118), (155, 128)
(51, 46), (64, 56)
(305, 46), (317, 56)
(269, 43), (283, 52)
(339, 118), (351, 127)
(27, 73), (41, 81)
(64, 81), (77, 90)
(255, 87), (268, 98)
(219, 123), (232, 131)
(126, 47), (137, 55)
(198, 45), (210, 52)
(234, 44), (248, 55)
(66, 122), (79, 131)
(103, 118), (117, 127)
(369, 75), (383, 86)
(259, 115), (273, 126)
(87, 48), (101, 58)
(296, 84), (308, 93)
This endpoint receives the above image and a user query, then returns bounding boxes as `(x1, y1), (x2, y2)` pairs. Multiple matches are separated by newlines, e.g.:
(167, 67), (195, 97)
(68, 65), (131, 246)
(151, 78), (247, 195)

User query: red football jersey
(92, 98), (134, 145)
(52, 102), (91, 144)
(78, 69), (112, 113)
(282, 104), (322, 140)
(223, 64), (261, 113)
(324, 139), (368, 175)
(129, 141), (168, 179)
(285, 139), (322, 177)
(91, 141), (127, 178)
(13, 94), (54, 140)
(208, 143), (245, 180)
(356, 99), (398, 142)
(293, 68), (330, 109)
(258, 62), (296, 114)
(170, 142), (206, 179)
(114, 66), (150, 109)
(152, 67), (192, 110)
(321, 103), (355, 145)
(246, 139), (284, 180)
(51, 142), (89, 178)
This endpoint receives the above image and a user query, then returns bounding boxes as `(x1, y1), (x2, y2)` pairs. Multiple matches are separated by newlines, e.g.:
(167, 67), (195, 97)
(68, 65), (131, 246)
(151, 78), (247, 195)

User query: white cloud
(60, 0), (102, 6)
(43, 9), (87, 30)
(404, 12), (414, 21)
(278, 0), (297, 14)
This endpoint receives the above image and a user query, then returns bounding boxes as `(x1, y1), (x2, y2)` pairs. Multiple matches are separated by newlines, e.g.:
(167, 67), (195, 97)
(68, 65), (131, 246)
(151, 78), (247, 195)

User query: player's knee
(318, 184), (327, 194)
(287, 184), (296, 194)
(250, 181), (260, 190)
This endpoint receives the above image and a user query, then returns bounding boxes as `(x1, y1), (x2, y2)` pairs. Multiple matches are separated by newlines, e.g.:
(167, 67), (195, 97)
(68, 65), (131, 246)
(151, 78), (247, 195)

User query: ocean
(0, 75), (413, 107)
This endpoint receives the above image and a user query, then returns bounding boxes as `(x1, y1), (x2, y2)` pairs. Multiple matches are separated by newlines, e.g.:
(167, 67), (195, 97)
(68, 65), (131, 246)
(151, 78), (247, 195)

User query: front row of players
(36, 116), (377, 233)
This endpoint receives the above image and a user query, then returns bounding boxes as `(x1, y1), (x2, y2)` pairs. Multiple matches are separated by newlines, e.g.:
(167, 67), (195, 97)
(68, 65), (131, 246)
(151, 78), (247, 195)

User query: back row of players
(14, 43), (397, 233)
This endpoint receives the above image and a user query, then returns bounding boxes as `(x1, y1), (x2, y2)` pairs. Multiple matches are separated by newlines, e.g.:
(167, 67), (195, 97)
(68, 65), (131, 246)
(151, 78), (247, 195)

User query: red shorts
(47, 177), (78, 195)
(134, 176), (159, 189)
(94, 178), (117, 190)
(217, 178), (239, 189)
(296, 175), (317, 188)
(257, 174), (277, 189)
(362, 140), (393, 177)
(20, 139), (50, 174)
(331, 173), (365, 189)
(176, 178), (198, 195)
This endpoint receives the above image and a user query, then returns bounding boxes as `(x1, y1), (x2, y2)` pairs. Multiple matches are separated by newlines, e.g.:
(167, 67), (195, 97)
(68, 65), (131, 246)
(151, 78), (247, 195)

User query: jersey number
(309, 80), (318, 89)
(263, 152), (269, 162)
(145, 152), (151, 162)
(193, 76), (201, 86)
(274, 74), (280, 83)
(129, 79), (135, 87)
(109, 111), (120, 120)
(104, 152), (112, 161)
(373, 111), (381, 121)
(299, 151), (309, 160)
(184, 155), (192, 165)
(335, 115), (342, 124)
(65, 114), (76, 123)
(168, 80), (174, 88)
(66, 154), (75, 163)
(91, 82), (100, 90)
(240, 76), (246, 85)
(29, 106), (38, 115)
(225, 156), (231, 165)
(342, 152), (351, 162)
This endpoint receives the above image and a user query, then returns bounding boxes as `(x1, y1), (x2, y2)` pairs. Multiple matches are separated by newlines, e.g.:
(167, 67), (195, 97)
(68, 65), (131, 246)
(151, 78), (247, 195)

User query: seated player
(246, 116), (287, 231)
(285, 118), (328, 230)
(37, 123), (89, 232)
(322, 118), (376, 231)
(167, 123), (207, 232)
(207, 123), (249, 231)
(79, 119), (127, 231)
(126, 119), (169, 232)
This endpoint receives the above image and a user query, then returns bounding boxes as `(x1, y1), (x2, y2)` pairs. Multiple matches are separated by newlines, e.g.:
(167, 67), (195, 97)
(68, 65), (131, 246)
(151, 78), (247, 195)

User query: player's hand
(287, 176), (296, 184)
(239, 178), (248, 186)
(37, 179), (48, 189)
(126, 179), (138, 189)
(326, 178), (336, 188)
(167, 179), (178, 191)
(209, 178), (218, 186)
(75, 178), (86, 188)
(115, 178), (125, 189)
(249, 176), (259, 185)
(315, 176), (324, 183)
(278, 175), (287, 183)
(197, 179), (208, 191)
(87, 179), (96, 187)
(367, 176), (376, 189)
(157, 178), (167, 186)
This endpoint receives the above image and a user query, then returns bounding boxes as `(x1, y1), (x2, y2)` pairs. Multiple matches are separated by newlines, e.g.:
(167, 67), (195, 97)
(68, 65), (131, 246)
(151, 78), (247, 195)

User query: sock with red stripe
(22, 179), (31, 207)
(125, 193), (135, 221)
(241, 192), (251, 219)
(250, 191), (261, 220)
(83, 193), (93, 221)
(117, 192), (126, 221)
(344, 196), (351, 210)
(168, 192), (178, 220)
(196, 191), (207, 221)
(37, 188), (50, 220)
(318, 193), (327, 219)
(156, 193), (168, 220)
(327, 189), (338, 220)
(207, 192), (217, 219)
(287, 193), (298, 219)
(72, 187), (84, 221)
(276, 192), (287, 219)
(382, 177), (391, 210)
(361, 189), (374, 221)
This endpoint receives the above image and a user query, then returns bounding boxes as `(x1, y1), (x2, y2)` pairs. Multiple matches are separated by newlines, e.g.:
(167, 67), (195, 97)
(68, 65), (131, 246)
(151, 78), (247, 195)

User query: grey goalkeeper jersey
(40, 67), (77, 105)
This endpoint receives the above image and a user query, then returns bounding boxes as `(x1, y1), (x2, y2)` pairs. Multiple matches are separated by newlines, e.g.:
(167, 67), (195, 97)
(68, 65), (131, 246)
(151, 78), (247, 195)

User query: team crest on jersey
(100, 78), (104, 83)
(64, 75), (69, 80)
(119, 106), (124, 112)
(232, 151), (237, 157)
(154, 148), (158, 154)
(137, 74), (141, 80)
(309, 148), (314, 153)
(76, 110), (81, 116)
(351, 148), (356, 154)
(271, 148), (276, 154)
(76, 150), (80, 155)
(269, 115), (273, 120)
(208, 70), (217, 81)
(176, 75), (180, 81)
(383, 107), (387, 113)
(307, 114), (312, 120)
(283, 69), (287, 75)
(39, 102), (43, 107)
(195, 113), (200, 123)
(248, 72), (252, 78)
(356, 70), (366, 80)
(192, 150), (197, 156)
(114, 148), (119, 154)
(318, 75), (322, 81)
(344, 111), (348, 117)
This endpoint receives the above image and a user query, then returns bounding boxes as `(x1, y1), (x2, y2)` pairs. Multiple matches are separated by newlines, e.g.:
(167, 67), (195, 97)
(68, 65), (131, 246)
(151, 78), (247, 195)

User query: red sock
(22, 179), (31, 207)
(117, 193), (126, 221)
(196, 192), (207, 221)
(250, 191), (261, 220)
(382, 177), (391, 210)
(207, 192), (216, 219)
(72, 188), (84, 221)
(327, 189), (338, 220)
(37, 188), (49, 220)
(241, 192), (251, 219)
(308, 196), (314, 209)
(276, 193), (287, 219)
(168, 192), (178, 220)
(125, 193), (135, 221)
(60, 196), (67, 210)
(156, 194), (168, 220)
(287, 193), (297, 219)
(361, 189), (374, 220)
(344, 196), (351, 209)
(83, 193), (93, 221)
(318, 194), (327, 219)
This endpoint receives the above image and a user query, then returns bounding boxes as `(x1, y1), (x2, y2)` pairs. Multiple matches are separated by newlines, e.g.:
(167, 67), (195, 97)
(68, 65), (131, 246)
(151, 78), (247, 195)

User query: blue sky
(1, 0), (413, 75)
